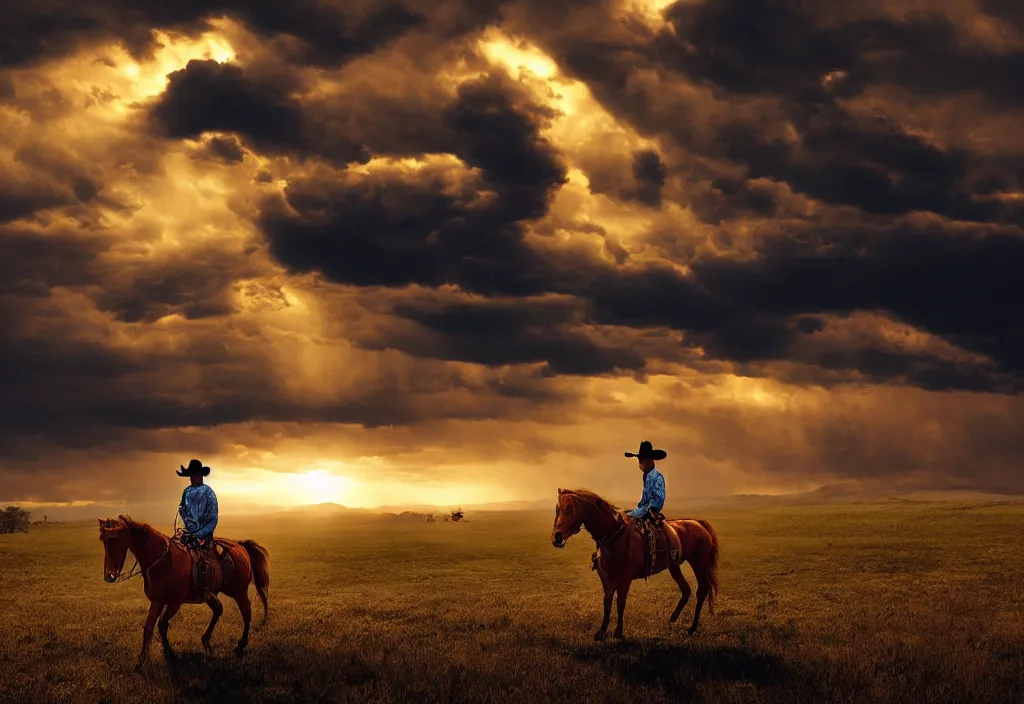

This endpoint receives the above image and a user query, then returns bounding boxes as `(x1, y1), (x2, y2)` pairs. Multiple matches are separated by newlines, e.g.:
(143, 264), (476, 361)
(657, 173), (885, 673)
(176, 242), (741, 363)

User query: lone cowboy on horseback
(177, 459), (219, 598)
(624, 441), (668, 575)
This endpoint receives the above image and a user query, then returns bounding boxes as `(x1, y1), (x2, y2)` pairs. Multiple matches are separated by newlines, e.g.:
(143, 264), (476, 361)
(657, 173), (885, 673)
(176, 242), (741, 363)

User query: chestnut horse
(98, 516), (270, 670)
(551, 488), (719, 641)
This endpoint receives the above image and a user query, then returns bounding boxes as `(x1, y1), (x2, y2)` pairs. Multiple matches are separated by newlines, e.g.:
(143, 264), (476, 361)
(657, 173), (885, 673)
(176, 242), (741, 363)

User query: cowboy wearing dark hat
(177, 459), (219, 598)
(625, 441), (667, 520)
(624, 441), (668, 576)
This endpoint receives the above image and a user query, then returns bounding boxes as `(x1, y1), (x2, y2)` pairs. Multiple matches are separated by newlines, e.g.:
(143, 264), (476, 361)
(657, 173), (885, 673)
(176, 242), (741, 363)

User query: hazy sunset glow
(2, 0), (1023, 515)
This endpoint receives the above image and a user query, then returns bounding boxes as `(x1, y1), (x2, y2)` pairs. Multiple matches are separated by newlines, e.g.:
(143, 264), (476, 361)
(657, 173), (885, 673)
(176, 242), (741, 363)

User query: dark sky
(1, 0), (1022, 509)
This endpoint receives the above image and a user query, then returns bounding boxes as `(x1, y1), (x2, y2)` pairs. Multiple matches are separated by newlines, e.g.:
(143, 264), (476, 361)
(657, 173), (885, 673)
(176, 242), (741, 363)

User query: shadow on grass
(154, 646), (377, 704)
(572, 640), (790, 688)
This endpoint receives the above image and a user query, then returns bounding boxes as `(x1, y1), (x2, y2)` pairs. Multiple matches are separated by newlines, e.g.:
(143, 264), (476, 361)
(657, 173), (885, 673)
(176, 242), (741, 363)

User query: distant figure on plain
(177, 458), (219, 599)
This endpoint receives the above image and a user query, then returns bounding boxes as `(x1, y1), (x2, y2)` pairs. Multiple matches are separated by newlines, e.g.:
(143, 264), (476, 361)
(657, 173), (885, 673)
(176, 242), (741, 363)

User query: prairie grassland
(1, 501), (1023, 703)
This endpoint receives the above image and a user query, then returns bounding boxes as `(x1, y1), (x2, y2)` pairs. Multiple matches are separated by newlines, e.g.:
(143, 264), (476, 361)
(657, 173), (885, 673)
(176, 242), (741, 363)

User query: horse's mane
(118, 515), (163, 538)
(565, 488), (621, 513)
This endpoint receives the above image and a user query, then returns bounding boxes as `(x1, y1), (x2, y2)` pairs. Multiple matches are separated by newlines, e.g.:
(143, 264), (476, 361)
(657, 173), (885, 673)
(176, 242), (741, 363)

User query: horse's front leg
(594, 570), (614, 641)
(136, 601), (163, 671)
(158, 601), (183, 662)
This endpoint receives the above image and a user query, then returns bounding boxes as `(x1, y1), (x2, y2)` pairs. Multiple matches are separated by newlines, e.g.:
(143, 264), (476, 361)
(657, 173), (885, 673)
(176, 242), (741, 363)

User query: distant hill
(13, 484), (1024, 526)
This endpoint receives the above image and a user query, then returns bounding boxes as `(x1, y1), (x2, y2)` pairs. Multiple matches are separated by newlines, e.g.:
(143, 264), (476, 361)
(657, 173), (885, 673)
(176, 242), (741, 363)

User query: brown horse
(551, 488), (719, 641)
(98, 516), (270, 670)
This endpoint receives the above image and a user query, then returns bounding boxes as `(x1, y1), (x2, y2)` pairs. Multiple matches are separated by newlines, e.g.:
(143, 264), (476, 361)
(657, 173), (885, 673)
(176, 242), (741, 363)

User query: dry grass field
(2, 501), (1023, 703)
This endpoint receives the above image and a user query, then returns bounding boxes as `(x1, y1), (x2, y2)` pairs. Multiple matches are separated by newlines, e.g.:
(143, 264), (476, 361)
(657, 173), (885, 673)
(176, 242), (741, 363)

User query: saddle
(173, 536), (235, 601)
(632, 510), (684, 578)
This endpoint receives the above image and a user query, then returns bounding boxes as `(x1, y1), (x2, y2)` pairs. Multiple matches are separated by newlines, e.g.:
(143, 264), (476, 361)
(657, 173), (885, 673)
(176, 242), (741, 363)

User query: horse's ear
(557, 488), (563, 494)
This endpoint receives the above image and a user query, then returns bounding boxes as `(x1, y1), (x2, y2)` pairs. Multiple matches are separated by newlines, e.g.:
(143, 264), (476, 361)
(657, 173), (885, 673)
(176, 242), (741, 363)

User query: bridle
(560, 492), (628, 548)
(102, 521), (173, 584)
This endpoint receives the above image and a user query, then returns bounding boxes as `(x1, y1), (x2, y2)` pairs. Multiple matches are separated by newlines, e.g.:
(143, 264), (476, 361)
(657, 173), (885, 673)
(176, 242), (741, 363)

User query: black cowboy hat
(176, 459), (211, 477)
(624, 440), (667, 461)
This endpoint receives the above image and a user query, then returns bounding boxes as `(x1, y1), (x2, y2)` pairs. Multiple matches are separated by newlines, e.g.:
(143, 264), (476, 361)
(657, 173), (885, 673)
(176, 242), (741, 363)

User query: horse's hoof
(687, 626), (698, 636)
(593, 631), (607, 641)
(235, 646), (247, 659)
(134, 662), (144, 673)
(613, 632), (625, 640)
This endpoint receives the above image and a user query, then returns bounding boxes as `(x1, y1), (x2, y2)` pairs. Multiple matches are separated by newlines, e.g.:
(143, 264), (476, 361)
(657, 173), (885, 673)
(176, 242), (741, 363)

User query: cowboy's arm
(191, 487), (219, 537)
(650, 472), (666, 512)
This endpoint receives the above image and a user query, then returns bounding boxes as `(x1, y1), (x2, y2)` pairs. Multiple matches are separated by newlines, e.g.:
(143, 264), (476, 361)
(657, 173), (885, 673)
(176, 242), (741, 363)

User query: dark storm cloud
(2, 143), (107, 222)
(443, 77), (568, 220)
(716, 113), (1024, 225)
(204, 135), (246, 164)
(387, 296), (645, 375)
(91, 248), (249, 323)
(0, 227), (102, 294)
(980, 0), (1024, 30)
(261, 74), (568, 294)
(519, 0), (1024, 226)
(689, 177), (778, 224)
(0, 183), (69, 223)
(653, 1), (1024, 110)
(686, 223), (1024, 389)
(149, 60), (332, 157)
(0, 287), (568, 457)
(6, 0), (1020, 399)
(628, 149), (666, 207)
(150, 59), (397, 166)
(259, 134), (1023, 394)
(0, 1), (428, 69)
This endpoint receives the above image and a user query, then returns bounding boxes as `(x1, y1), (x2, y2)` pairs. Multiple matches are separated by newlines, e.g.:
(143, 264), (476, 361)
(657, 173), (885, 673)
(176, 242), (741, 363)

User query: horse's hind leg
(234, 593), (252, 657)
(612, 579), (632, 640)
(668, 562), (691, 625)
(201, 595), (224, 655)
(688, 569), (711, 635)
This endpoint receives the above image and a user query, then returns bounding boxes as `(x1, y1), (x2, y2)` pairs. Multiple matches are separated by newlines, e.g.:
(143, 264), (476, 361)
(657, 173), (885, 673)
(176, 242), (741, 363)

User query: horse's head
(551, 489), (585, 548)
(97, 516), (133, 583)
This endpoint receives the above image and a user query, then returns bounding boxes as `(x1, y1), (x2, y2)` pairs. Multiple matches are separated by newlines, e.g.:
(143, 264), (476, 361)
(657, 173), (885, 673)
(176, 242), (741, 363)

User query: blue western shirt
(179, 484), (219, 539)
(627, 467), (666, 518)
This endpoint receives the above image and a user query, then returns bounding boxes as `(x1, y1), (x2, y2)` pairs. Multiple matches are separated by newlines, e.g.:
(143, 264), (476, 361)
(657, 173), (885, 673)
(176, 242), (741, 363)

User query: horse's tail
(240, 539), (270, 628)
(696, 519), (720, 615)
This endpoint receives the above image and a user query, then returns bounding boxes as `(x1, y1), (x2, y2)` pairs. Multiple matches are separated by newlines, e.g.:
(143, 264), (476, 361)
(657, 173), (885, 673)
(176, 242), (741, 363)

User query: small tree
(449, 508), (465, 522)
(0, 506), (30, 534)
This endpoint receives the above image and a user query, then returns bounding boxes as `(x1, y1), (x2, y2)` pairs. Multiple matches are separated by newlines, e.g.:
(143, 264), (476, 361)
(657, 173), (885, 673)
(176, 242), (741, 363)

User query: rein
(594, 513), (627, 549)
(113, 559), (141, 583)
(562, 492), (629, 571)
(112, 532), (173, 584)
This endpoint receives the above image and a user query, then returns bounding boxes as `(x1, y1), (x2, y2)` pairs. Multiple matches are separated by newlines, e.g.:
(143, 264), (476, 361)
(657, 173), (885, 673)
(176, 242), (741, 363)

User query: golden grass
(1, 502), (1023, 703)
